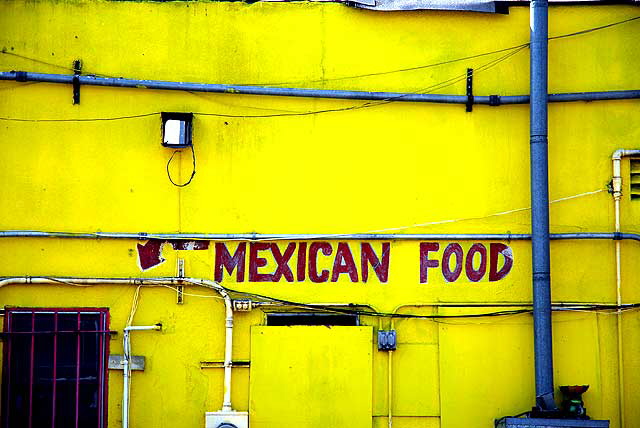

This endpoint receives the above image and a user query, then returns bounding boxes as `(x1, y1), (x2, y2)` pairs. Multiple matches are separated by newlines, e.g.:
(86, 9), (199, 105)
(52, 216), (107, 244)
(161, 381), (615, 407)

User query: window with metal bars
(1, 308), (110, 428)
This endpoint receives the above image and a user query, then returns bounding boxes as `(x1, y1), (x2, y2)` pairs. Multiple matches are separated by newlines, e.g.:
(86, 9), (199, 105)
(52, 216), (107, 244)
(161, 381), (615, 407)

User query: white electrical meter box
(205, 411), (249, 428)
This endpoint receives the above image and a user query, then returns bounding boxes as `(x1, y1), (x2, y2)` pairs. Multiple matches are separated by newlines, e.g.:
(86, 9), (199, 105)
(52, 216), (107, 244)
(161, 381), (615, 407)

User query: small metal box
(378, 330), (397, 351)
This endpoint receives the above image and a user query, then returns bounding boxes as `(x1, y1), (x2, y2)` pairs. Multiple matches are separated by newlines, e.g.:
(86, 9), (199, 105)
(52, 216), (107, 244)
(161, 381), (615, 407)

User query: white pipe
(0, 276), (237, 415)
(123, 324), (161, 428)
(388, 350), (393, 428)
(611, 149), (640, 428)
(221, 288), (234, 412)
(124, 325), (163, 331)
(123, 329), (131, 428)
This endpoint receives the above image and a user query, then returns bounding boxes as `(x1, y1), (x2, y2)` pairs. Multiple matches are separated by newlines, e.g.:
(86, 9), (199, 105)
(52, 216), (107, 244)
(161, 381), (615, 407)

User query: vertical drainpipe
(530, 0), (556, 410)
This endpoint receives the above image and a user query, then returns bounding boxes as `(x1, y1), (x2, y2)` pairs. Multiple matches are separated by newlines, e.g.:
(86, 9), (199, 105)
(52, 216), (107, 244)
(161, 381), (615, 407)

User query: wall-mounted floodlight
(161, 112), (193, 148)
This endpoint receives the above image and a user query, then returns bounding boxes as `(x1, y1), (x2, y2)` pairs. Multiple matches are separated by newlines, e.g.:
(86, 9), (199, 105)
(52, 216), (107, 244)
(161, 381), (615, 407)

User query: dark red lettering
(420, 243), (440, 284)
(331, 242), (358, 282)
(465, 243), (487, 282)
(309, 242), (332, 283)
(249, 242), (273, 282)
(361, 243), (390, 283)
(489, 243), (513, 281)
(272, 243), (296, 282)
(297, 242), (307, 282)
(214, 242), (246, 282)
(442, 243), (463, 282)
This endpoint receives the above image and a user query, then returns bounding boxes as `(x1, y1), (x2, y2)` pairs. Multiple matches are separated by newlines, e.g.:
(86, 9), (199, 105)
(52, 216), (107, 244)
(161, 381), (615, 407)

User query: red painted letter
(489, 243), (513, 281)
(214, 242), (246, 282)
(249, 242), (274, 282)
(361, 242), (390, 283)
(332, 242), (358, 282)
(309, 242), (332, 283)
(420, 243), (440, 284)
(272, 243), (296, 282)
(465, 243), (487, 282)
(297, 242), (307, 282)
(442, 243), (463, 282)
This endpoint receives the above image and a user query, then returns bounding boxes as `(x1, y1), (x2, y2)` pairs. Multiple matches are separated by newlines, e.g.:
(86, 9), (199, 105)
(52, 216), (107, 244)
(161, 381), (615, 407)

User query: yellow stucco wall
(1, 1), (639, 427)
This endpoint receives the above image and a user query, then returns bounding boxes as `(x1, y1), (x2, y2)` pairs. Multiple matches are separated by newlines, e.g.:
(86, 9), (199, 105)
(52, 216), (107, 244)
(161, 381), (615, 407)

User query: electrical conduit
(611, 149), (640, 428)
(122, 324), (162, 428)
(1, 71), (639, 106)
(529, 0), (555, 411)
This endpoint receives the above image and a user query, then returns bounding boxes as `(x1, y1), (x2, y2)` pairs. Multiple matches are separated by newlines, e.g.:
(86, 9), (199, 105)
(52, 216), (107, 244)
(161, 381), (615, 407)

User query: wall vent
(630, 158), (640, 199)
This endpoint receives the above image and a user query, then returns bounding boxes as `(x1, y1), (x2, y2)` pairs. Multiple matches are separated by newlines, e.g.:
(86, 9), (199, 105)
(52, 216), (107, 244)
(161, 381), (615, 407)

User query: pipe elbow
(613, 149), (640, 160)
(612, 149), (624, 161)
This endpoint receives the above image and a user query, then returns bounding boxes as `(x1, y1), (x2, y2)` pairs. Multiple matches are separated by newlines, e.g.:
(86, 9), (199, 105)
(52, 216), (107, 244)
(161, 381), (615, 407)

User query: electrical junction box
(377, 330), (397, 351)
(496, 418), (609, 428)
(205, 411), (248, 428)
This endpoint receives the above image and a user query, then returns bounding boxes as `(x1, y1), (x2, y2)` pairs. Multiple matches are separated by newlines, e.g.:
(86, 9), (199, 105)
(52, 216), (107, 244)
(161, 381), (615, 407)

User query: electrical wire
(204, 282), (640, 319)
(166, 143), (197, 187)
(1, 15), (637, 89)
(200, 187), (604, 243)
(245, 15), (640, 86)
(0, 112), (159, 122)
(0, 15), (636, 121)
(195, 45), (525, 118)
(4, 276), (639, 320)
(0, 46), (518, 122)
(126, 285), (142, 327)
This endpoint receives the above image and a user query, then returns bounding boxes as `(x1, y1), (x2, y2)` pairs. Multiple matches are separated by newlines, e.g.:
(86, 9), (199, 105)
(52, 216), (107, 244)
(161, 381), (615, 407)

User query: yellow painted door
(250, 326), (373, 428)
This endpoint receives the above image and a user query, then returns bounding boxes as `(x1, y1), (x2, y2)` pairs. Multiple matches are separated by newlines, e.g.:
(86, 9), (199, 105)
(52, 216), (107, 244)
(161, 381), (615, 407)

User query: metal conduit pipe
(611, 149), (640, 428)
(0, 277), (237, 414)
(1, 71), (639, 105)
(123, 324), (162, 428)
(530, 0), (555, 411)
(2, 230), (640, 241)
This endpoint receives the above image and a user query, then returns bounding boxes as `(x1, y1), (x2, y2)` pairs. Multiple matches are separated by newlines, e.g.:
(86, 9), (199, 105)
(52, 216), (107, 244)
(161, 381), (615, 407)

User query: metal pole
(530, 0), (555, 410)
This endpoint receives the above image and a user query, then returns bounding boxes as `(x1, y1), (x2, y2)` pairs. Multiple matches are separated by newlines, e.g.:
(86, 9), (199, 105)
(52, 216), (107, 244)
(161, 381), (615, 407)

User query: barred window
(1, 308), (110, 428)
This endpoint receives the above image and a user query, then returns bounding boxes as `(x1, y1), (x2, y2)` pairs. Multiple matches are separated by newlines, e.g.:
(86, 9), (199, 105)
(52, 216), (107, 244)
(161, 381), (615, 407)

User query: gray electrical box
(377, 330), (397, 351)
(496, 418), (609, 428)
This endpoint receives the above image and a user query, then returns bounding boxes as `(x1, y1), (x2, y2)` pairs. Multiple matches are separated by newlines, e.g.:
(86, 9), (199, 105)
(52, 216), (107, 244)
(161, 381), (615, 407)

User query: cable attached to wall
(166, 143), (196, 187)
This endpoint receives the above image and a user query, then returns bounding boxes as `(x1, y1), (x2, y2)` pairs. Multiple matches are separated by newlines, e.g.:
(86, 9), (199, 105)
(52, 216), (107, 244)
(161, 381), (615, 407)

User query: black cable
(1, 14), (636, 121)
(0, 112), (159, 122)
(220, 285), (533, 319)
(549, 15), (640, 41)
(196, 46), (526, 119)
(166, 143), (196, 187)
(250, 43), (530, 87)
(214, 283), (640, 319)
(247, 15), (640, 86)
(0, 47), (520, 122)
(3, 15), (637, 89)
(0, 50), (113, 78)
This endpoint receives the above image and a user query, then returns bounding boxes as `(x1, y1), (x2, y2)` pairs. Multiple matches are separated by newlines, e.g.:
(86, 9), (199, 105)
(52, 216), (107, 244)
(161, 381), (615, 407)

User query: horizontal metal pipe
(124, 325), (162, 331)
(1, 71), (639, 105)
(0, 230), (638, 241)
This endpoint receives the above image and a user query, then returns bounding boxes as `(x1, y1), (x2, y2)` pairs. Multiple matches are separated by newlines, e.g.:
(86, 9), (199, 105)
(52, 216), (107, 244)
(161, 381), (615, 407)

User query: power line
(0, 47), (522, 122)
(0, 112), (159, 122)
(250, 15), (640, 86)
(2, 15), (637, 87)
(0, 15), (636, 122)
